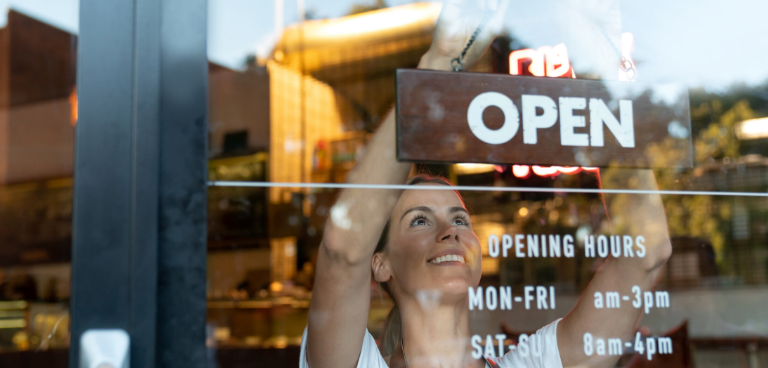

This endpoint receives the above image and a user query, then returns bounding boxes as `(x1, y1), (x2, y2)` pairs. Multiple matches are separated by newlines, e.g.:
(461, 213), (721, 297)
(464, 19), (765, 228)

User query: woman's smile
(427, 254), (466, 265)
(427, 248), (467, 265)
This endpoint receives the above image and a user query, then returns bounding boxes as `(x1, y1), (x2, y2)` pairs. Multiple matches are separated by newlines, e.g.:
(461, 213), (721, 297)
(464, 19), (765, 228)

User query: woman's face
(377, 186), (482, 303)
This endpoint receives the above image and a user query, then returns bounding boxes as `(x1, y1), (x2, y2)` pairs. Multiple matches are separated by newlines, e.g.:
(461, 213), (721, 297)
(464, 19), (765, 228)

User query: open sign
(395, 69), (692, 168)
(466, 92), (635, 148)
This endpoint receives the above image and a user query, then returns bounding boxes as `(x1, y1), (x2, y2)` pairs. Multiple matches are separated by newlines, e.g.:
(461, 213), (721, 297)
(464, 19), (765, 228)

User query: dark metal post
(70, 0), (207, 366)
(155, 0), (209, 367)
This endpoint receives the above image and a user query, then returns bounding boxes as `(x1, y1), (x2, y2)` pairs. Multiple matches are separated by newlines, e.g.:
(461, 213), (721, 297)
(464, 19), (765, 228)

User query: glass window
(206, 1), (768, 367)
(0, 0), (78, 365)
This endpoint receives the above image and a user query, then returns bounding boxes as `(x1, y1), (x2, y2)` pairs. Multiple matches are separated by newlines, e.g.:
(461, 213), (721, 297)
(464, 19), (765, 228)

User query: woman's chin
(434, 278), (475, 301)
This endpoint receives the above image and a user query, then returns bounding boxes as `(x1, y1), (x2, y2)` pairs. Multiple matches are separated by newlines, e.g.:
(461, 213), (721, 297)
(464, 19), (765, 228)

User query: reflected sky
(0, 0), (78, 32)
(207, 0), (768, 91)
(3, 0), (767, 90)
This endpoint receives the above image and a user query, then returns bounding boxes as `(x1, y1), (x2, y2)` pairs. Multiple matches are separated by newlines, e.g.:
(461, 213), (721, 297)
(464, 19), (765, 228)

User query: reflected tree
(643, 99), (759, 270)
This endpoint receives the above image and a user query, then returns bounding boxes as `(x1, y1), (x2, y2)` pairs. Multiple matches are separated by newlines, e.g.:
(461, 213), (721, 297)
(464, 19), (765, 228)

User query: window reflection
(205, 1), (768, 367)
(0, 5), (77, 363)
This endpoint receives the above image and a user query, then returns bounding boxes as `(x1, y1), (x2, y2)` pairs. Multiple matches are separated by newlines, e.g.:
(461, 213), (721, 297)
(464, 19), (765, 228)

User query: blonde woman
(301, 1), (672, 367)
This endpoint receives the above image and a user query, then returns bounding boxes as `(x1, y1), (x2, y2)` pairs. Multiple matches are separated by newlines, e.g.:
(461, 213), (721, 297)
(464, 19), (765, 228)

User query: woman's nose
(440, 234), (459, 241)
(438, 226), (459, 242)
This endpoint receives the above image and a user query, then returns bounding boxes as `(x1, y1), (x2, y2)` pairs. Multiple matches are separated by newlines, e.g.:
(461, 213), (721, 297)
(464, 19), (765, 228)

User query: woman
(302, 1), (672, 367)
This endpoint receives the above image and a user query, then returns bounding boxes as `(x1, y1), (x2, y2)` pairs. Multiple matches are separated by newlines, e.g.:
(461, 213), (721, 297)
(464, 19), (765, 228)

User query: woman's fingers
(458, 0), (505, 55)
(464, 0), (509, 60)
(428, 0), (509, 69)
(487, 0), (510, 34)
(438, 0), (468, 29)
(446, 0), (503, 13)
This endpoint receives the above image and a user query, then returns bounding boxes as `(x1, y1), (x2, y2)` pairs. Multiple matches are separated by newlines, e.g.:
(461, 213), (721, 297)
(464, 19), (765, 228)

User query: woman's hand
(557, 168), (672, 367)
(419, 0), (510, 71)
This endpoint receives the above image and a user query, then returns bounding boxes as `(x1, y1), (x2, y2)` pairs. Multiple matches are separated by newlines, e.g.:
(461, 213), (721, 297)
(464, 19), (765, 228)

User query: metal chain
(451, 12), (492, 72)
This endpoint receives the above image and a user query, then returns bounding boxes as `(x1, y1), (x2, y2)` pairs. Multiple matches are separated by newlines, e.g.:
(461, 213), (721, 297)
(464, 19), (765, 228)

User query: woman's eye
(411, 217), (427, 226)
(453, 217), (469, 225)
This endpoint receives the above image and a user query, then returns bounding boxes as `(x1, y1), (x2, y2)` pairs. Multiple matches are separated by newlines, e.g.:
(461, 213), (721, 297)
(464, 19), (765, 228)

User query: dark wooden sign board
(395, 69), (692, 168)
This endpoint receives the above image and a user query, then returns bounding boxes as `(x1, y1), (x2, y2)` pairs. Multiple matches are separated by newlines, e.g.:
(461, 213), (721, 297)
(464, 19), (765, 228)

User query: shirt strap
(483, 355), (500, 368)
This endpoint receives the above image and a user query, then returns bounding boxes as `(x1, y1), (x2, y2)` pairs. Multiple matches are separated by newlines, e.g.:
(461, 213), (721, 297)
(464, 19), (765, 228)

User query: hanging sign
(395, 69), (692, 168)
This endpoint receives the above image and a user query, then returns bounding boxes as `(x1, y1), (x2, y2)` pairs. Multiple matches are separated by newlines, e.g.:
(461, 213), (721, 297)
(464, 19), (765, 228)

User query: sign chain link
(596, 24), (636, 81)
(451, 12), (492, 72)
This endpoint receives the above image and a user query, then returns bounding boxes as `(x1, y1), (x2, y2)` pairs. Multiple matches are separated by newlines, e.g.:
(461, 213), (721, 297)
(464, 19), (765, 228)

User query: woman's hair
(374, 174), (463, 356)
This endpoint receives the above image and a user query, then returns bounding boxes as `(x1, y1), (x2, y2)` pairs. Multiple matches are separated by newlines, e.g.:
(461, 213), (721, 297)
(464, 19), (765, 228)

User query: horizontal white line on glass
(208, 181), (768, 197)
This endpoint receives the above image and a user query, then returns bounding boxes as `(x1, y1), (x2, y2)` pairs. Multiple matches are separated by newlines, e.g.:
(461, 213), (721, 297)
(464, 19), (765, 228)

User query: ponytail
(380, 302), (401, 356)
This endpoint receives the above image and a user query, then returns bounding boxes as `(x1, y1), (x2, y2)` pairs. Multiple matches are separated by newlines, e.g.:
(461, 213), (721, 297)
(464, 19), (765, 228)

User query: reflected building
(0, 9), (76, 358)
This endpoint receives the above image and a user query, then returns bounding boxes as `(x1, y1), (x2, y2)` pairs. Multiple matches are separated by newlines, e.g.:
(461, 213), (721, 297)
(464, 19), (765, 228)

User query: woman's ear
(372, 252), (391, 283)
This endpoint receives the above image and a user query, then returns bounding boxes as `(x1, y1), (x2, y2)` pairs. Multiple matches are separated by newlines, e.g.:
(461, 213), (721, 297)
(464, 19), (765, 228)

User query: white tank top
(299, 319), (563, 368)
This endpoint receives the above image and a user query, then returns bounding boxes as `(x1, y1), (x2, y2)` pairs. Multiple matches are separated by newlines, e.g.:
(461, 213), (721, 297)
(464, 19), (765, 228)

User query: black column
(70, 0), (207, 367)
(155, 0), (209, 367)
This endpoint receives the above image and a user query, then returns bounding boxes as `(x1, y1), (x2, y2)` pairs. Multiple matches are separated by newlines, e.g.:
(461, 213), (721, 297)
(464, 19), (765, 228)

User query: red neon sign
(509, 43), (575, 79)
(500, 165), (598, 179)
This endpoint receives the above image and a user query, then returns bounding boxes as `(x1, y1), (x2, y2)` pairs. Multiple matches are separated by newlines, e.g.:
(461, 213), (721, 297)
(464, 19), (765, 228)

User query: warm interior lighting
(735, 117), (768, 140)
(0, 319), (26, 329)
(313, 3), (441, 39)
(69, 87), (78, 126)
(518, 207), (529, 217)
(453, 163), (496, 175)
(273, 337), (288, 349)
(269, 281), (283, 293)
(0, 301), (28, 309)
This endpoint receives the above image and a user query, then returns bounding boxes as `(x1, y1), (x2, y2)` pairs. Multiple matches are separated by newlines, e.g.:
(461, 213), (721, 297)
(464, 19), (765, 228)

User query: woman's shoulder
(299, 326), (389, 368)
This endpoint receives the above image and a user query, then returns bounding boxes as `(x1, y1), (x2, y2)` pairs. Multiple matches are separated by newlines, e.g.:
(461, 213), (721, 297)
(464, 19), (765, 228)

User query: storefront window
(206, 1), (767, 367)
(0, 1), (78, 365)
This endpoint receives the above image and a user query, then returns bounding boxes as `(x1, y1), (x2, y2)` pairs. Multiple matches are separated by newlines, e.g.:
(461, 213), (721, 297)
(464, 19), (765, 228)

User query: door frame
(70, 0), (208, 367)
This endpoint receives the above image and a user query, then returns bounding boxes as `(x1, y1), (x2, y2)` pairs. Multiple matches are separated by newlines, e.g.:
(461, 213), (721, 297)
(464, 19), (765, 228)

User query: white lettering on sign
(522, 95), (558, 144)
(593, 286), (670, 312)
(559, 97), (589, 146)
(584, 332), (673, 360)
(487, 233), (575, 258)
(471, 332), (557, 359)
(584, 235), (646, 258)
(466, 93), (635, 147)
(488, 233), (648, 258)
(468, 285), (555, 311)
(590, 99), (635, 148)
(467, 92), (520, 144)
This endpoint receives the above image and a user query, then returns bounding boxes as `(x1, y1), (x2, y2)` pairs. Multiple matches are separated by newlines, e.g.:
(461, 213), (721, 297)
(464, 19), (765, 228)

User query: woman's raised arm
(306, 103), (412, 368)
(306, 2), (509, 367)
(557, 168), (673, 367)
